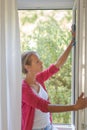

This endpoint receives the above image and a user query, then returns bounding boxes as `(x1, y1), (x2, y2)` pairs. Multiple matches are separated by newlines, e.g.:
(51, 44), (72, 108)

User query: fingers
(76, 94), (87, 110)
(71, 24), (76, 32)
(82, 97), (87, 108)
(78, 92), (84, 99)
(71, 25), (76, 37)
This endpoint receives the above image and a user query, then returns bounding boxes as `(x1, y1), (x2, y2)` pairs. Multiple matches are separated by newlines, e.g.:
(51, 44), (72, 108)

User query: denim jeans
(33, 123), (52, 130)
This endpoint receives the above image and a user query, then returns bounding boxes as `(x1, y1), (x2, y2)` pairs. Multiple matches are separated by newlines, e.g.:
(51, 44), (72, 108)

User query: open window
(18, 0), (86, 130)
(73, 0), (87, 130)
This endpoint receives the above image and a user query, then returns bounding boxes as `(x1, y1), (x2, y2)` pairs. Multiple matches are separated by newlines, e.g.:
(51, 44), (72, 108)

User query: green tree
(19, 10), (72, 124)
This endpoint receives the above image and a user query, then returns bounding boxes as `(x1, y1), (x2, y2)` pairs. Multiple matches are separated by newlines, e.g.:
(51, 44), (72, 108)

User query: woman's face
(27, 54), (43, 74)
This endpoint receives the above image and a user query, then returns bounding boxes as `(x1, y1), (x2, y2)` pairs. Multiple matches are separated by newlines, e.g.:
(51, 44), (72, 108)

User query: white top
(32, 84), (50, 129)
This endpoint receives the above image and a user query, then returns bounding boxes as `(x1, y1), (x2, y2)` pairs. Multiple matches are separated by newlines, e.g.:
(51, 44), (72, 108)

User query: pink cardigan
(22, 64), (59, 130)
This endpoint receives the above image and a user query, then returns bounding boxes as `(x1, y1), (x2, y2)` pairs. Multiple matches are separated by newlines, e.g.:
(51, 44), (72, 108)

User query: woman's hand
(71, 24), (76, 45)
(75, 93), (87, 110)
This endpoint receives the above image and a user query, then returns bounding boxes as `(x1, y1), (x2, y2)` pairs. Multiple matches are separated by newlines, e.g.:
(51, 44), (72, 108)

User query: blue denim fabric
(33, 123), (52, 130)
(44, 123), (52, 130)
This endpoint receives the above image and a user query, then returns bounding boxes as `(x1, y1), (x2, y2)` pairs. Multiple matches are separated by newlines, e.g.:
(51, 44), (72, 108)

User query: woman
(21, 35), (87, 130)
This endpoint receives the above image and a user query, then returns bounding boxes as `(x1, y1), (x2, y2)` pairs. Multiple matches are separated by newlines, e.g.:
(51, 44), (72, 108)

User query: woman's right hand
(71, 25), (76, 45)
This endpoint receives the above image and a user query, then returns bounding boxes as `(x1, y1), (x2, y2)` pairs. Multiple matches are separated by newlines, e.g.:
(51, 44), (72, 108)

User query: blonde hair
(21, 51), (37, 74)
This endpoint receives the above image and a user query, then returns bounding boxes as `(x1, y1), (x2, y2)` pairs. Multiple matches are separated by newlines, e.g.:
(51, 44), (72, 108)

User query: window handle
(82, 123), (87, 129)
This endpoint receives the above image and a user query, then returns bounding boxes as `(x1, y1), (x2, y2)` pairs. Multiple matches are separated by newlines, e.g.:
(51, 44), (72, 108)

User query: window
(19, 8), (73, 124)
(18, 0), (75, 129)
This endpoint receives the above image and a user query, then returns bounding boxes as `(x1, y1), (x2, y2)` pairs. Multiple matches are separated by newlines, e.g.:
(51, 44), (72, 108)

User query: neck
(25, 73), (36, 85)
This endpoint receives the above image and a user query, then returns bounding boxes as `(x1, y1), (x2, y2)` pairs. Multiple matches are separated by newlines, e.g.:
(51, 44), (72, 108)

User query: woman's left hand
(75, 93), (87, 110)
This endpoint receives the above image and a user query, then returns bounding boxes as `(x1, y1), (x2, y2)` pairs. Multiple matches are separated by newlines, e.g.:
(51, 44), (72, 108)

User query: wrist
(71, 39), (76, 46)
(73, 104), (79, 111)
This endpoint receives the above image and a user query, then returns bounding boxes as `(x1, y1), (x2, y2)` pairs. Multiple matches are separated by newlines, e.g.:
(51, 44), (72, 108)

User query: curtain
(0, 0), (21, 130)
(73, 0), (87, 129)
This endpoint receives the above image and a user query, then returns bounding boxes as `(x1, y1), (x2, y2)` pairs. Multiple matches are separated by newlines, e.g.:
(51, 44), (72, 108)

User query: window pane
(18, 10), (72, 124)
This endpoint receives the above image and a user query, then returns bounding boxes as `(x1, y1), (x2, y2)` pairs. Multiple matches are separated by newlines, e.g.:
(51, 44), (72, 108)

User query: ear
(24, 65), (31, 72)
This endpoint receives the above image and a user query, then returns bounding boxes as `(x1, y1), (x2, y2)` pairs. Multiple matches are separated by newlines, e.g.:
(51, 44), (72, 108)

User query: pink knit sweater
(22, 64), (59, 130)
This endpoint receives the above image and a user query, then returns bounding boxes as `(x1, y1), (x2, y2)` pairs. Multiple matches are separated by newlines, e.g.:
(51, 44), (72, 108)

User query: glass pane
(19, 10), (73, 124)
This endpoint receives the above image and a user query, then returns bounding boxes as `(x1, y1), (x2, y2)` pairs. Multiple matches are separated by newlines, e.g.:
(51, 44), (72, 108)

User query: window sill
(54, 124), (75, 130)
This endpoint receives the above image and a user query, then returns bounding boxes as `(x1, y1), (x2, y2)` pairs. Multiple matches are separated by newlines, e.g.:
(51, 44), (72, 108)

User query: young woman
(21, 34), (87, 130)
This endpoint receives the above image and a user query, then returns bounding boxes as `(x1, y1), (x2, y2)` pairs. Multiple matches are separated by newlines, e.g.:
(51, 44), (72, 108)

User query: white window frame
(17, 0), (76, 129)
(17, 0), (74, 10)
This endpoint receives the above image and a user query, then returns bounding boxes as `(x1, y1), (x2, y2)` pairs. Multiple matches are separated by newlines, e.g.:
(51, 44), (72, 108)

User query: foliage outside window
(18, 10), (72, 124)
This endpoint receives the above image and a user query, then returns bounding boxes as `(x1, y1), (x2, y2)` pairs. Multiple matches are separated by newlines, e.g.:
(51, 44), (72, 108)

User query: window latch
(82, 123), (87, 129)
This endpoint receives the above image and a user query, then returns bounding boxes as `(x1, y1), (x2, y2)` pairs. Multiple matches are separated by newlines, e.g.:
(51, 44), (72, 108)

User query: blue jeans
(33, 123), (52, 130)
